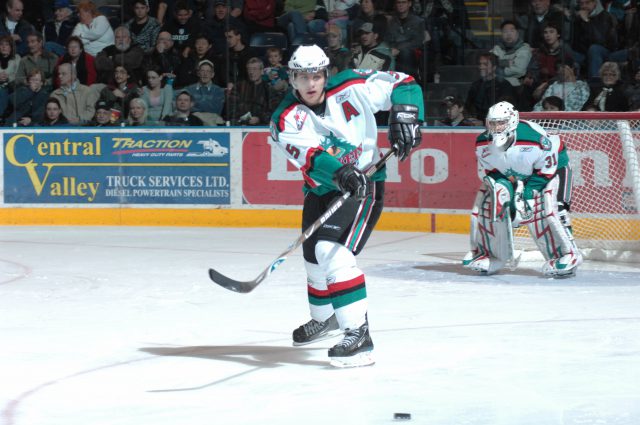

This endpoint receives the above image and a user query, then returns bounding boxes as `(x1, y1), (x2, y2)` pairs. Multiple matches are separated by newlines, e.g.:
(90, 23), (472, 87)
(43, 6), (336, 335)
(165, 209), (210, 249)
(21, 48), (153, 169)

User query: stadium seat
(291, 33), (328, 51)
(249, 32), (288, 60)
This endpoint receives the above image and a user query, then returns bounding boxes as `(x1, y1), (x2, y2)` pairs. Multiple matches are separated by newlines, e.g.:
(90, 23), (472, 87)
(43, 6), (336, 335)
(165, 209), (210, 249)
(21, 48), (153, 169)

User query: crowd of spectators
(0, 0), (638, 127)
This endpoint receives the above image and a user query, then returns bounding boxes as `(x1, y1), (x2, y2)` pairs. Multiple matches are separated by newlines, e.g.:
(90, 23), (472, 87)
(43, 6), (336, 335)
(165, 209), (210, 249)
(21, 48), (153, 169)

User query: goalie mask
(486, 101), (519, 150)
(288, 44), (330, 91)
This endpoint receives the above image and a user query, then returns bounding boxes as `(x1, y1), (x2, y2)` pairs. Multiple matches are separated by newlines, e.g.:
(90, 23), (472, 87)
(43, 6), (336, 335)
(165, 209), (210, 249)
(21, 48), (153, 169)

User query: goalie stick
(208, 149), (396, 293)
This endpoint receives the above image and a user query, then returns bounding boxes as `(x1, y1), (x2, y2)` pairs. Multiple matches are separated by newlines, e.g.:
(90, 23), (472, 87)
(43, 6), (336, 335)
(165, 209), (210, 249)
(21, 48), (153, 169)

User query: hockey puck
(394, 412), (411, 420)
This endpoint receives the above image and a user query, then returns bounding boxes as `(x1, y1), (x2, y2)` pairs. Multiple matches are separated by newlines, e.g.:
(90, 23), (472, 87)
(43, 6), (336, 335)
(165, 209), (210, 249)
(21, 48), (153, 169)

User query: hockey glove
(333, 163), (372, 201)
(388, 104), (422, 161)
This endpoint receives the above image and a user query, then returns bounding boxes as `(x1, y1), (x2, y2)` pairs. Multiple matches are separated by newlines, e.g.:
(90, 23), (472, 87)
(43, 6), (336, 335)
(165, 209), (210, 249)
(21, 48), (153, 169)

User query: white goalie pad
(523, 177), (583, 277)
(463, 176), (515, 275)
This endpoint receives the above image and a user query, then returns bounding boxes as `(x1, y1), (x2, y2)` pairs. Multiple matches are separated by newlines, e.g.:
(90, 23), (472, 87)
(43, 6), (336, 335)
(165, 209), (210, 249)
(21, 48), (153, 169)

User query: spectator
(242, 0), (277, 34)
(99, 64), (141, 117)
(95, 26), (145, 84)
(464, 52), (515, 122)
(174, 33), (217, 89)
(572, 0), (627, 82)
(206, 0), (246, 49)
(5, 68), (49, 126)
(226, 57), (284, 125)
(434, 95), (477, 126)
(385, 0), (425, 76)
(351, 0), (388, 43)
(218, 26), (258, 89)
(86, 99), (120, 126)
(140, 65), (173, 122)
(144, 30), (181, 80)
(323, 0), (357, 41)
(203, 0), (243, 22)
(50, 62), (100, 124)
(532, 63), (590, 111)
(53, 36), (97, 88)
(277, 0), (327, 44)
(0, 0), (35, 56)
(625, 66), (640, 110)
(184, 59), (224, 115)
(125, 0), (162, 53)
(163, 90), (204, 125)
(42, 0), (77, 56)
(262, 46), (289, 93)
(127, 96), (160, 125)
(161, 0), (203, 57)
(583, 61), (629, 111)
(0, 34), (20, 118)
(517, 0), (570, 49)
(541, 95), (564, 111)
(14, 32), (58, 88)
(324, 23), (351, 75)
(490, 20), (532, 91)
(72, 0), (115, 57)
(40, 96), (69, 125)
(414, 0), (467, 66)
(350, 21), (394, 71)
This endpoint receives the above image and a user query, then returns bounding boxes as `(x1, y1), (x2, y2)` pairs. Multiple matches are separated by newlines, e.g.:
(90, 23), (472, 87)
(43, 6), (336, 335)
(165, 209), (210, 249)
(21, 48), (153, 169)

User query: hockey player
(462, 101), (582, 277)
(270, 45), (423, 367)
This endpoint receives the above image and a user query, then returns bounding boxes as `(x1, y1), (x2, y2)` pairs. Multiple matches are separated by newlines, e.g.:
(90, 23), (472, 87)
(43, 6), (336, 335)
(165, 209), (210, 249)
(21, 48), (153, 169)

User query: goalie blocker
(463, 175), (582, 277)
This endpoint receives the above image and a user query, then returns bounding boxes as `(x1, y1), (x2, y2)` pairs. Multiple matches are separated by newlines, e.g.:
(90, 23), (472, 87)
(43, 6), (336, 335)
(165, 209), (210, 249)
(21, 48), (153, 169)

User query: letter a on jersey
(341, 101), (360, 122)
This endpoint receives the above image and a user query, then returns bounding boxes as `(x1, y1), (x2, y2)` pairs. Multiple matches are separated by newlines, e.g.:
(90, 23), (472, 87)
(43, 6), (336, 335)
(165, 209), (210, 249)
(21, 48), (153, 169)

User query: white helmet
(486, 101), (519, 150)
(288, 44), (330, 89)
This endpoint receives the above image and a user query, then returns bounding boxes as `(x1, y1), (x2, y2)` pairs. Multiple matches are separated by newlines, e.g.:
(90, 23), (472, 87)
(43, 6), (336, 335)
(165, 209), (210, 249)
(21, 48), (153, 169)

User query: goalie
(462, 101), (583, 278)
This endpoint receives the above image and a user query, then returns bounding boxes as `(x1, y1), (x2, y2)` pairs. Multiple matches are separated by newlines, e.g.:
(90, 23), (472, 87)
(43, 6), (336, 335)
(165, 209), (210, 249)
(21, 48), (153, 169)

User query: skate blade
(544, 268), (577, 279)
(292, 330), (343, 347)
(329, 351), (375, 368)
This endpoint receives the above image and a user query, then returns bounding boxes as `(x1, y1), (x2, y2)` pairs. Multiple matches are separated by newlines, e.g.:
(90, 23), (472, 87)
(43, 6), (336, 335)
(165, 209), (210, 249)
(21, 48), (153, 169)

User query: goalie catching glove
(334, 163), (372, 201)
(389, 104), (422, 161)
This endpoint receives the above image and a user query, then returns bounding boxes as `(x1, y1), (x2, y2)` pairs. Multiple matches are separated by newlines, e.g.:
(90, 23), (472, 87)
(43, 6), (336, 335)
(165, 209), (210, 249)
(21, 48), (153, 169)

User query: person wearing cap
(206, 0), (245, 49)
(350, 22), (393, 71)
(0, 0), (35, 56)
(434, 95), (476, 127)
(163, 90), (204, 126)
(43, 0), (77, 57)
(125, 0), (161, 53)
(87, 99), (119, 126)
(183, 59), (225, 115)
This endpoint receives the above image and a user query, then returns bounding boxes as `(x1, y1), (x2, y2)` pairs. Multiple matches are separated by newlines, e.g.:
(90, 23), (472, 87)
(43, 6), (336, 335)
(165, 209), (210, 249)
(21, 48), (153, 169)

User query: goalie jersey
(475, 120), (569, 199)
(269, 69), (424, 196)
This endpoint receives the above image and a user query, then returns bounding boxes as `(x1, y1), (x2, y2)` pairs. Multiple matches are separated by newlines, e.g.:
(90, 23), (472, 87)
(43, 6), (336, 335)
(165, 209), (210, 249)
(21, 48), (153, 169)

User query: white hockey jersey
(270, 69), (424, 195)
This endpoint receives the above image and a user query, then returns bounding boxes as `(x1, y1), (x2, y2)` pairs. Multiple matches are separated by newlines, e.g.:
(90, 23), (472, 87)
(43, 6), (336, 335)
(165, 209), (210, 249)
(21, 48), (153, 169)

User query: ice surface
(1, 226), (639, 425)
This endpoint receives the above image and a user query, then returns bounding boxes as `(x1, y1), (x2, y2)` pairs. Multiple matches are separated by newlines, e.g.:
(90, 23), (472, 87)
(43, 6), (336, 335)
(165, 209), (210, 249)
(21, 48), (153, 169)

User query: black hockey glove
(388, 104), (422, 161)
(333, 163), (372, 201)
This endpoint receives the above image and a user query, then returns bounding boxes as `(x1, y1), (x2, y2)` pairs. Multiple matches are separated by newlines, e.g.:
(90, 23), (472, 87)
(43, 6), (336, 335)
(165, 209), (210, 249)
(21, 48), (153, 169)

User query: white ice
(1, 226), (640, 425)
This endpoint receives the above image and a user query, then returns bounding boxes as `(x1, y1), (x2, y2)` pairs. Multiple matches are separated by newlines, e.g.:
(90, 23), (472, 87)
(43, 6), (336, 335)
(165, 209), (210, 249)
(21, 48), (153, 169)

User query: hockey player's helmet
(288, 44), (330, 89)
(486, 101), (519, 150)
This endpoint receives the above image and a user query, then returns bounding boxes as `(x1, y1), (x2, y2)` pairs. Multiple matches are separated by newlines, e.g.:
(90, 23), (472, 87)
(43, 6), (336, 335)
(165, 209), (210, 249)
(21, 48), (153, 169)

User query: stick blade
(208, 268), (260, 293)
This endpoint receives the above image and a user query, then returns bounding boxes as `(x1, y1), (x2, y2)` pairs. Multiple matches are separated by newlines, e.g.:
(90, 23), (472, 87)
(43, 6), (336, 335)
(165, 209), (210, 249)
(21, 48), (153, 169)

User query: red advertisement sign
(241, 130), (481, 210)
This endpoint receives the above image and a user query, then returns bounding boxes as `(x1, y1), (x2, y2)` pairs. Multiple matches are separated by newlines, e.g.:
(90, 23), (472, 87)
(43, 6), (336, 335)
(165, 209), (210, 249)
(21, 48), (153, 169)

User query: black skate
(292, 314), (341, 346)
(328, 321), (374, 368)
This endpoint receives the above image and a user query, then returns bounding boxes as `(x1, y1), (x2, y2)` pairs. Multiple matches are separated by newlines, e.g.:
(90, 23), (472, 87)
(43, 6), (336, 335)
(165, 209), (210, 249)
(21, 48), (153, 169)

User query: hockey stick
(208, 149), (396, 293)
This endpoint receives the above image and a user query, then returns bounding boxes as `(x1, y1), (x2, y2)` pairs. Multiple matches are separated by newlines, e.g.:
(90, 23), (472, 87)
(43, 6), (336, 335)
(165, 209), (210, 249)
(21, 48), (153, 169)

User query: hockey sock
(304, 261), (335, 321)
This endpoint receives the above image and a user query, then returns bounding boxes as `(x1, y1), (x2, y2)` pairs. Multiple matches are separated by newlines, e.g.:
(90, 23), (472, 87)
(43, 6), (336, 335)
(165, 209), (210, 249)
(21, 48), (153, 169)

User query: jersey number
(286, 144), (300, 159)
(545, 153), (557, 168)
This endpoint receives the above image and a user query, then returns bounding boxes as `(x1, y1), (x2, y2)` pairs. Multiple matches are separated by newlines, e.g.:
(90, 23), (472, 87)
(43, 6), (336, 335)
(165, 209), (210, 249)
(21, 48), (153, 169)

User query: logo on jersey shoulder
(540, 136), (552, 151)
(520, 147), (533, 152)
(294, 107), (307, 130)
(354, 69), (375, 76)
(335, 91), (350, 103)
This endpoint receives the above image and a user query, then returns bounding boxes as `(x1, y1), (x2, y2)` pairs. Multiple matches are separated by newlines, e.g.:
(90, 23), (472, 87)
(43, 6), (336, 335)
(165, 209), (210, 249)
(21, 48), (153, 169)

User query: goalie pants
(301, 181), (384, 330)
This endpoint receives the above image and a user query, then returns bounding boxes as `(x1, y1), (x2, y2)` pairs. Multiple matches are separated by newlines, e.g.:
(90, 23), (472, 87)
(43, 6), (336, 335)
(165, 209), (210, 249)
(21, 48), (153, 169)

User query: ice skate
(292, 313), (341, 346)
(328, 321), (374, 368)
(465, 254), (504, 275)
(542, 251), (583, 278)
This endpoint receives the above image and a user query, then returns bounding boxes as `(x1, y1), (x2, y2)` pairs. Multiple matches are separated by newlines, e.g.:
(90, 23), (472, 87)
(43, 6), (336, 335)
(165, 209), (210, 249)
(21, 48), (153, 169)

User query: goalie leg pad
(525, 178), (583, 277)
(463, 177), (515, 275)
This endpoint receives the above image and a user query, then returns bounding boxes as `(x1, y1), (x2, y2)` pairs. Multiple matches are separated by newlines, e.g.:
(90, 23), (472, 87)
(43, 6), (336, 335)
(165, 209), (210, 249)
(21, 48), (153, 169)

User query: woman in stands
(41, 97), (70, 126)
(72, 0), (115, 57)
(53, 36), (97, 88)
(0, 35), (20, 121)
(583, 62), (630, 111)
(141, 65), (173, 123)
